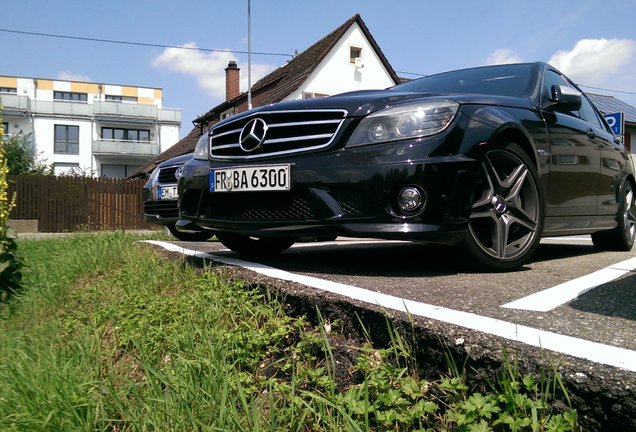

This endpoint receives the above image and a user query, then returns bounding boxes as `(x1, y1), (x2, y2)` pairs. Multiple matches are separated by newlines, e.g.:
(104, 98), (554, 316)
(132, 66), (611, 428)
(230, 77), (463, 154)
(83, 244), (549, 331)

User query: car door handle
(586, 128), (596, 139)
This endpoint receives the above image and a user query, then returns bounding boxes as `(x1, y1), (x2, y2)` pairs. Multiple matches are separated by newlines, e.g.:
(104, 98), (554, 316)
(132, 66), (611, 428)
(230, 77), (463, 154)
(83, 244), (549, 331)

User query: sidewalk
(15, 229), (161, 240)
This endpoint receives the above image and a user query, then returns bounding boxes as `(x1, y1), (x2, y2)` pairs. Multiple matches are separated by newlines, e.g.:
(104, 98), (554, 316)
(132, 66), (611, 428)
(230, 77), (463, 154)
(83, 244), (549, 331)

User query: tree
(1, 133), (52, 175)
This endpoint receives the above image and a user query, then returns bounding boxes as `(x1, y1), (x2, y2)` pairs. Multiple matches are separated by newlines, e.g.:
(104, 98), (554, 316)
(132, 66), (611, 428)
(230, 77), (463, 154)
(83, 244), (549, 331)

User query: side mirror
(550, 85), (582, 111)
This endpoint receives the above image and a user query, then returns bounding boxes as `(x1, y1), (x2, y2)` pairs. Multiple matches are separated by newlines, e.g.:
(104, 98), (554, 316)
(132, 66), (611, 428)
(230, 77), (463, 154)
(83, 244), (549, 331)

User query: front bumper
(142, 183), (179, 225)
(178, 137), (480, 244)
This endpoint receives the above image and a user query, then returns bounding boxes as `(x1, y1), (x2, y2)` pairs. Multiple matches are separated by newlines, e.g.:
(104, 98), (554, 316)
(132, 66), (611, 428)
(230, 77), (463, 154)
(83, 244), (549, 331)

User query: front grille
(144, 200), (179, 219)
(205, 192), (316, 221)
(157, 166), (179, 183)
(210, 109), (347, 160)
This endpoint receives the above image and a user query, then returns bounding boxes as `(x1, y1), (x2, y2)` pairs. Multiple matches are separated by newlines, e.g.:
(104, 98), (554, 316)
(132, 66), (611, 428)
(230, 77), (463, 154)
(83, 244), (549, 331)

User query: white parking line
(502, 257), (636, 312)
(145, 240), (636, 373)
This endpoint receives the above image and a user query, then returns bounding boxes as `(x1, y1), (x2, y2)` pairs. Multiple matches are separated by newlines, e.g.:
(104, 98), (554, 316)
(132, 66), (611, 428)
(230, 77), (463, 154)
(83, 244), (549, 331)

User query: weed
(0, 232), (581, 431)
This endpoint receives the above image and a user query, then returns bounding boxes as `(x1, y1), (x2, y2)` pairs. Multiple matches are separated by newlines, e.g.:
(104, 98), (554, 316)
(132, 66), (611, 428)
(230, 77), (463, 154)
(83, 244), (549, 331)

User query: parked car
(177, 62), (635, 271)
(143, 152), (213, 241)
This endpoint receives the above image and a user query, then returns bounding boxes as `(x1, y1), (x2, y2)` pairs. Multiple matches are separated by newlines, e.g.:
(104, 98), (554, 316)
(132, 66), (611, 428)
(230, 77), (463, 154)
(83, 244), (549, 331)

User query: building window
(101, 127), (150, 141)
(53, 162), (80, 176)
(105, 95), (138, 103)
(54, 91), (88, 102)
(302, 92), (329, 99)
(100, 163), (141, 178)
(0, 87), (17, 94)
(350, 46), (362, 63)
(54, 125), (80, 154)
(1, 122), (8, 134)
(220, 109), (235, 120)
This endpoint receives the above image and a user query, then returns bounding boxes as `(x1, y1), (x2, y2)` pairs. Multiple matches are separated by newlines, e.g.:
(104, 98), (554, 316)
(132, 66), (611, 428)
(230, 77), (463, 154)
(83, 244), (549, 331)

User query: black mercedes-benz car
(143, 151), (213, 241)
(177, 62), (635, 271)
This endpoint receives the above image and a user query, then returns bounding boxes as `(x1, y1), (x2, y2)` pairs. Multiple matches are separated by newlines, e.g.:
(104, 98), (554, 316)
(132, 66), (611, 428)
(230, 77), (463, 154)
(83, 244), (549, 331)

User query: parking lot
(149, 235), (636, 373)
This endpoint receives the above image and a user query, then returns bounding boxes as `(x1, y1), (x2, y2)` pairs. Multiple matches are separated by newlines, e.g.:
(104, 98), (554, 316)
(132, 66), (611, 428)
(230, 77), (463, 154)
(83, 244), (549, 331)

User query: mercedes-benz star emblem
(239, 118), (268, 153)
(174, 166), (183, 180)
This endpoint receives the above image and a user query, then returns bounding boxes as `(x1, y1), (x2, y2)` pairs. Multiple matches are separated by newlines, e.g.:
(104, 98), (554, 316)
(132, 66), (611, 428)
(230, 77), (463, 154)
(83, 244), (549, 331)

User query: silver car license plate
(158, 185), (178, 200)
(210, 164), (290, 192)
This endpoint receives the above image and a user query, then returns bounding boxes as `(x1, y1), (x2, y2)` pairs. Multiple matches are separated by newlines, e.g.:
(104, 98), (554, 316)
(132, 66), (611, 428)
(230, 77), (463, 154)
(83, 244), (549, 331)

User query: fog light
(397, 186), (426, 214)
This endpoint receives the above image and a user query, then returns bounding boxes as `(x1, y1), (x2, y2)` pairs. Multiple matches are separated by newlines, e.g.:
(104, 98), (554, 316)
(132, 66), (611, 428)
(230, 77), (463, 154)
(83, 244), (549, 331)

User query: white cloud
(57, 71), (91, 82)
(485, 49), (523, 65)
(482, 40), (636, 105)
(152, 42), (276, 99)
(548, 38), (636, 86)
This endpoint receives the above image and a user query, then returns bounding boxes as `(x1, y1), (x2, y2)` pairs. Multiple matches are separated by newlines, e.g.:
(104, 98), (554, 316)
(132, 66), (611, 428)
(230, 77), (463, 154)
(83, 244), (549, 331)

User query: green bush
(2, 132), (52, 175)
(0, 117), (23, 299)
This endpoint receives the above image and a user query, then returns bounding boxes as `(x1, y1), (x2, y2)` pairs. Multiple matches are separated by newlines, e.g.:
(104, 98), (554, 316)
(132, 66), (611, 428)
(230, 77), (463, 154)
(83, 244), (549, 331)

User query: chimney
(225, 61), (240, 101)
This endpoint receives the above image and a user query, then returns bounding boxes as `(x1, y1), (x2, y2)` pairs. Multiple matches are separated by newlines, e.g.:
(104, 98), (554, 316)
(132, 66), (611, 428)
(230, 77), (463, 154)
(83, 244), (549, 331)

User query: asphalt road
(165, 235), (635, 368)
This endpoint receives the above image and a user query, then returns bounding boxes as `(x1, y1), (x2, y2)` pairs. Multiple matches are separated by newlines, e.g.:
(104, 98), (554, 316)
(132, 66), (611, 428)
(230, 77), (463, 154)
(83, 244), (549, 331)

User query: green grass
(0, 232), (580, 431)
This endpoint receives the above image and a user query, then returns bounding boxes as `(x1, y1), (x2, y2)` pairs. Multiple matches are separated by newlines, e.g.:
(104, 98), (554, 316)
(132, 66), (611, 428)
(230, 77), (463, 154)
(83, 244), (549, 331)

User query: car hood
(157, 153), (193, 168)
(242, 89), (534, 119)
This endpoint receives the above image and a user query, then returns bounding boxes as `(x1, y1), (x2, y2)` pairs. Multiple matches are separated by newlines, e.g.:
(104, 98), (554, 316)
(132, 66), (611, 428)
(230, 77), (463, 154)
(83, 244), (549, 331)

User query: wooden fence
(7, 175), (154, 232)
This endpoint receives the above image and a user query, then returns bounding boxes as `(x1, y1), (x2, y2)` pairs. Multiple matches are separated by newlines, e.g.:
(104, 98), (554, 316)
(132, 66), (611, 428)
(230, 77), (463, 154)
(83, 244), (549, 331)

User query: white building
(0, 76), (181, 177)
(213, 13), (400, 121)
(139, 13), (400, 174)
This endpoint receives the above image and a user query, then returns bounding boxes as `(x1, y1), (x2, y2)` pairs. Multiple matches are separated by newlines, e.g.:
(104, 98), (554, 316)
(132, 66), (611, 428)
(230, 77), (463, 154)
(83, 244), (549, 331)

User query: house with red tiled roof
(134, 14), (399, 176)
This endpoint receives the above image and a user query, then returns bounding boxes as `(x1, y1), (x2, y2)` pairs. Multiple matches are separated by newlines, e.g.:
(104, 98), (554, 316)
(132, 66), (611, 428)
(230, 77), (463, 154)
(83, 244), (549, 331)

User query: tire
(167, 224), (214, 242)
(216, 232), (296, 256)
(591, 181), (635, 251)
(461, 143), (544, 271)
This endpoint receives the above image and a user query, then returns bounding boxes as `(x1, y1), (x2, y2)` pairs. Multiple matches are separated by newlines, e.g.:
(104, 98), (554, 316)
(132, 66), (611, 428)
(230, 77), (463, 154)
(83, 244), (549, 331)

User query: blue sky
(2, 0), (635, 138)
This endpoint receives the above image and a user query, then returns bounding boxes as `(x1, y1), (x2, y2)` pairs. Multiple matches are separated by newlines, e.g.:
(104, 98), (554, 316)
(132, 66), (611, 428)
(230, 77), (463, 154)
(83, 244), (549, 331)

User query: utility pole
(247, 0), (252, 110)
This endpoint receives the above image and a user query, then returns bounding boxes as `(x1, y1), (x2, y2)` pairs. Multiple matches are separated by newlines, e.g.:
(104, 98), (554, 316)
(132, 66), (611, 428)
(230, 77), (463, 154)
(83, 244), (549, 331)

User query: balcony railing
(94, 101), (181, 124)
(92, 139), (160, 156)
(158, 108), (181, 123)
(0, 93), (31, 114)
(33, 100), (92, 117)
(94, 101), (157, 118)
(0, 95), (180, 124)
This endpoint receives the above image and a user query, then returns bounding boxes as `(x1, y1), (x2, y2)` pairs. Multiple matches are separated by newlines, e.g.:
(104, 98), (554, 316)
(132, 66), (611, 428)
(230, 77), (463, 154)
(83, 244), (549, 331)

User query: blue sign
(604, 112), (624, 136)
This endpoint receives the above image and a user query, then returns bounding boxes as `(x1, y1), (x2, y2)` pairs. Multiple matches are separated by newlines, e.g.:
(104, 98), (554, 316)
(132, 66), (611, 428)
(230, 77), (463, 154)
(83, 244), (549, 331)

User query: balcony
(158, 108), (181, 123)
(92, 139), (160, 156)
(94, 101), (181, 124)
(0, 95), (181, 124)
(0, 93), (31, 116)
(33, 100), (92, 117)
(94, 101), (157, 119)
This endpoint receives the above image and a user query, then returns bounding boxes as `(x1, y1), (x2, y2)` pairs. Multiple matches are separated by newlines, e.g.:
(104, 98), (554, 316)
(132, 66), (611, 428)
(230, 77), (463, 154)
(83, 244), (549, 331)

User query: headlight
(346, 100), (459, 147)
(193, 134), (209, 160)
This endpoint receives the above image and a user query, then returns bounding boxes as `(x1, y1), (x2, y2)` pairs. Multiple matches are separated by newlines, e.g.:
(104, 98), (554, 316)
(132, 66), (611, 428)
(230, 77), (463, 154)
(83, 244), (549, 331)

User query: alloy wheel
(468, 149), (541, 262)
(623, 187), (636, 242)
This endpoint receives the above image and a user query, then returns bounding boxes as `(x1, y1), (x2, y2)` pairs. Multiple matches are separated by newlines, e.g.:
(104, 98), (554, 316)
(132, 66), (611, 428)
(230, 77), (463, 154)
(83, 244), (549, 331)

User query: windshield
(394, 63), (534, 98)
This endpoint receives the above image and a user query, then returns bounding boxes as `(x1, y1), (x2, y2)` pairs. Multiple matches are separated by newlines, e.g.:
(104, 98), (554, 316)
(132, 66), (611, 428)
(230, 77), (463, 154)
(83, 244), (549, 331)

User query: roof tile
(588, 93), (636, 124)
(133, 14), (399, 176)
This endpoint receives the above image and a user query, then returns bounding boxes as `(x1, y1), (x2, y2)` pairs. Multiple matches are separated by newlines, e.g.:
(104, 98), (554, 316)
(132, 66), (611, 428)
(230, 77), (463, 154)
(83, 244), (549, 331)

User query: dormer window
(350, 46), (362, 63)
(302, 92), (329, 99)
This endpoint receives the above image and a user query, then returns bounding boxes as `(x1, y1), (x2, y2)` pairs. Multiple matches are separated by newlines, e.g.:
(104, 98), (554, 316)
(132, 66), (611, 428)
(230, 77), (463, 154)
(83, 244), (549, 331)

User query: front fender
(459, 105), (546, 168)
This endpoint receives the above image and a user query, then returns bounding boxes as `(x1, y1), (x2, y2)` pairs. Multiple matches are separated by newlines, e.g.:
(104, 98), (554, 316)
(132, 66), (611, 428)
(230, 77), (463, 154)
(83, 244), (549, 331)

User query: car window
(393, 64), (533, 98)
(544, 69), (606, 130)
(543, 69), (568, 102)
(578, 96), (604, 129)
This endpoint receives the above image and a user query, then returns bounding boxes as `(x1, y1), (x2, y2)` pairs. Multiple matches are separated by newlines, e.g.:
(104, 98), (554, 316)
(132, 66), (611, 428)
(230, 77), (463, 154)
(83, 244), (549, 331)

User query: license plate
(158, 185), (178, 200)
(210, 164), (290, 192)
